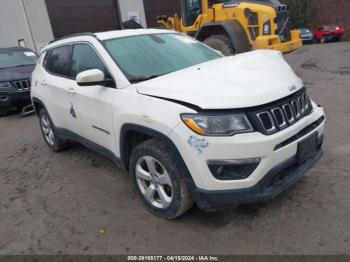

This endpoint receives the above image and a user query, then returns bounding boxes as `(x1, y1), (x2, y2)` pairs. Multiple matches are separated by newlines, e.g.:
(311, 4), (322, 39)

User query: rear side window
(71, 44), (107, 78)
(45, 45), (72, 77)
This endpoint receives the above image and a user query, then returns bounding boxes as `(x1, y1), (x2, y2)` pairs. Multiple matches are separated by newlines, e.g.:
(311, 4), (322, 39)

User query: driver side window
(209, 0), (225, 7)
(183, 0), (201, 27)
(71, 44), (108, 79)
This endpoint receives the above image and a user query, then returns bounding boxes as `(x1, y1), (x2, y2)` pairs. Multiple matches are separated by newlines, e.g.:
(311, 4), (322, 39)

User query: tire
(320, 37), (327, 44)
(129, 139), (193, 219)
(38, 108), (69, 152)
(203, 35), (235, 56)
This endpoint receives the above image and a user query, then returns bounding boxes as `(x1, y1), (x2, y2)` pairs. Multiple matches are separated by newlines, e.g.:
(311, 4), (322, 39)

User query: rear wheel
(203, 35), (235, 56)
(129, 139), (193, 219)
(39, 108), (69, 152)
(320, 37), (327, 43)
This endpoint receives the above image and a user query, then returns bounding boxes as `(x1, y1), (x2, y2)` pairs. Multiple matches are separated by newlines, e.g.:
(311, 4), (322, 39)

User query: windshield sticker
(24, 52), (36, 57)
(187, 136), (209, 154)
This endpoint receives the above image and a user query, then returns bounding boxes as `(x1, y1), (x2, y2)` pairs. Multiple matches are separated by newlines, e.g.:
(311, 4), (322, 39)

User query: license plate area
(297, 132), (319, 164)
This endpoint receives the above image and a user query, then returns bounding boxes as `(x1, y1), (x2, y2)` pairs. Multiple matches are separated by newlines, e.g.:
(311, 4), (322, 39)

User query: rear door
(40, 45), (78, 133)
(69, 43), (116, 152)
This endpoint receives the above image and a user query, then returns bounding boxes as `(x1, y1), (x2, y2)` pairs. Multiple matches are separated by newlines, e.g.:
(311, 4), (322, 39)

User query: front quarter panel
(112, 86), (196, 158)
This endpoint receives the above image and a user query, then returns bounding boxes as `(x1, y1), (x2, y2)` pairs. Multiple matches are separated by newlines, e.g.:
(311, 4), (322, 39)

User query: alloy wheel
(135, 156), (173, 209)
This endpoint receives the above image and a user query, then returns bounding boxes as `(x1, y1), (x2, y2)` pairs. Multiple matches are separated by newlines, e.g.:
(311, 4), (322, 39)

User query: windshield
(104, 33), (222, 83)
(300, 29), (311, 33)
(324, 25), (338, 31)
(0, 50), (38, 69)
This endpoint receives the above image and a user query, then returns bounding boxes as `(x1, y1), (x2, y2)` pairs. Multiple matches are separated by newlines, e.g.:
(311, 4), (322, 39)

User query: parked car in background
(298, 28), (314, 44)
(314, 25), (345, 43)
(0, 47), (38, 116)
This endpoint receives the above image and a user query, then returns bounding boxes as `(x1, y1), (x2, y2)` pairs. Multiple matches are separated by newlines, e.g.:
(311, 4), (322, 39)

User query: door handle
(67, 87), (77, 95)
(40, 80), (47, 86)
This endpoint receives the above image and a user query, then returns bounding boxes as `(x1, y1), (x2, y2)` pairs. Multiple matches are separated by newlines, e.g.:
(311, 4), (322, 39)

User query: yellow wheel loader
(157, 0), (302, 55)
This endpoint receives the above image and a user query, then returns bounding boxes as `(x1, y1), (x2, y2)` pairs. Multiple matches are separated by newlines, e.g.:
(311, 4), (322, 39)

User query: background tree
(281, 0), (316, 28)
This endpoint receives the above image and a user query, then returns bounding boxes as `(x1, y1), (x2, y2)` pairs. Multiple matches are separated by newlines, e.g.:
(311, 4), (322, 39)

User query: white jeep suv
(31, 29), (325, 219)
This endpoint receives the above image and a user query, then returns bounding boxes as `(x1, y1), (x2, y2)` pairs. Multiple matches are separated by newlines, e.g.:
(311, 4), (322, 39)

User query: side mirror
(76, 69), (114, 87)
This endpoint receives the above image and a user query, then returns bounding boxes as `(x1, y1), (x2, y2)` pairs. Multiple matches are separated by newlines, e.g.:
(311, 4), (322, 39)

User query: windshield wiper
(16, 64), (35, 67)
(129, 74), (166, 83)
(0, 64), (34, 69)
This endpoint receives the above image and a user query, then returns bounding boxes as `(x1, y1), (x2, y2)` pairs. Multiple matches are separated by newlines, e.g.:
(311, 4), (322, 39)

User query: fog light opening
(216, 166), (224, 176)
(208, 158), (260, 181)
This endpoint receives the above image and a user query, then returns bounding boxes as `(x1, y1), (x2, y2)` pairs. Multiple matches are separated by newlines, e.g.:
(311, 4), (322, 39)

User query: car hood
(0, 64), (35, 82)
(136, 50), (303, 109)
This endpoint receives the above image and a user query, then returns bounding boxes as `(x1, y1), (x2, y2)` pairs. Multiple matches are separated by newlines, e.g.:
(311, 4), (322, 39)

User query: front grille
(274, 6), (291, 42)
(12, 79), (31, 90)
(248, 88), (313, 135)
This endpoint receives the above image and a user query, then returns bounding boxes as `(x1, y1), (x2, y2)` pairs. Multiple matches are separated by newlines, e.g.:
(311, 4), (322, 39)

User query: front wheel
(320, 37), (327, 43)
(203, 35), (236, 56)
(129, 139), (193, 219)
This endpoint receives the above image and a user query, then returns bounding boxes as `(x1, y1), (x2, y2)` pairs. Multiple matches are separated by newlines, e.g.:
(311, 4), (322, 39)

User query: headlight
(0, 82), (12, 89)
(181, 113), (253, 136)
(263, 21), (271, 35)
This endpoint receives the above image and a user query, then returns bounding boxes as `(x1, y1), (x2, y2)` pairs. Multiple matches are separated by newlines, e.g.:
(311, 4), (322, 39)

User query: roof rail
(48, 32), (97, 44)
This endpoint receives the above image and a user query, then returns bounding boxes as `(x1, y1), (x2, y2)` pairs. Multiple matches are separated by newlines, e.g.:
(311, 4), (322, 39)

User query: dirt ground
(1, 42), (350, 255)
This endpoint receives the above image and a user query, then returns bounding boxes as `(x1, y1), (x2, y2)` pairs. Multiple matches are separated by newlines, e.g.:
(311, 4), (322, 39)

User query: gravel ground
(0, 42), (350, 255)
